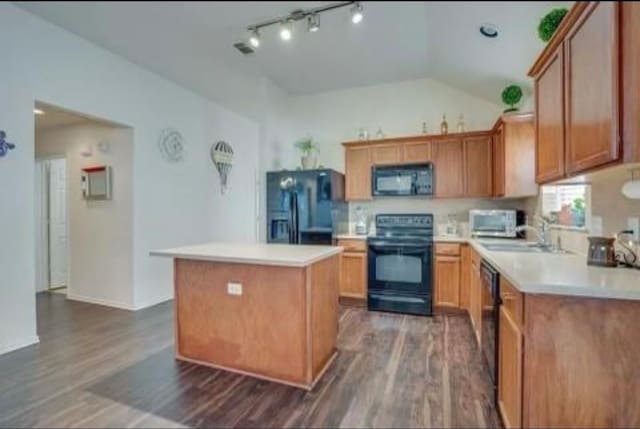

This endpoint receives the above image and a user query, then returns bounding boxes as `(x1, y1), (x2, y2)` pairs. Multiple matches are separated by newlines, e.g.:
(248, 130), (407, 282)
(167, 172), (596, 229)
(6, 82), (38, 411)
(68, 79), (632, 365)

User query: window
(541, 184), (590, 229)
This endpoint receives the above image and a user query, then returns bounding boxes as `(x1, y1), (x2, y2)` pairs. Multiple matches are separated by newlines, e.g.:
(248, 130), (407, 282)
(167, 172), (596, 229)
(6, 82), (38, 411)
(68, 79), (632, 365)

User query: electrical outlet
(227, 282), (242, 296)
(627, 217), (640, 242)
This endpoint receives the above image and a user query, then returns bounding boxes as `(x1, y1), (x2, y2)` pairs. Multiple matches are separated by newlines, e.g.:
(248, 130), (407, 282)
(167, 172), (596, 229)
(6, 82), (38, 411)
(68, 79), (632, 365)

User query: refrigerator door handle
(288, 193), (294, 244)
(292, 191), (299, 244)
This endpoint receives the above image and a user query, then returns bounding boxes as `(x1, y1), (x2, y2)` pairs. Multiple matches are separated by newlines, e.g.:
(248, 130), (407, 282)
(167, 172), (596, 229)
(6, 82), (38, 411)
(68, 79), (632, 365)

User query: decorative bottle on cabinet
(440, 115), (449, 135)
(456, 114), (465, 133)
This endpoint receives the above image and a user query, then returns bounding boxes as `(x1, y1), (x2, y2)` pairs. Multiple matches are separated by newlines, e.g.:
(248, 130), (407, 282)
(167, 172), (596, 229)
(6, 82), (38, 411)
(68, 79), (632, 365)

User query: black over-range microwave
(371, 163), (434, 197)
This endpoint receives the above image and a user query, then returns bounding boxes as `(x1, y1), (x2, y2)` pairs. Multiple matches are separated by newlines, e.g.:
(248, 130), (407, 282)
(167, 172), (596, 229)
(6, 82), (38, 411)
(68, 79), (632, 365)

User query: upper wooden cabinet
(623, 1), (640, 163)
(344, 145), (372, 200)
(493, 124), (505, 197)
(403, 140), (431, 162)
(433, 137), (465, 198)
(463, 135), (493, 197)
(529, 1), (624, 183)
(564, 1), (620, 175)
(534, 44), (566, 183)
(493, 114), (538, 198)
(371, 143), (402, 165)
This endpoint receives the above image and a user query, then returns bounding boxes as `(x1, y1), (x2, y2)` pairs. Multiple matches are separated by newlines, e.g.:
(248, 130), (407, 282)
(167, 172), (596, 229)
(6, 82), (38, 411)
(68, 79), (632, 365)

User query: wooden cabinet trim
(528, 2), (591, 77)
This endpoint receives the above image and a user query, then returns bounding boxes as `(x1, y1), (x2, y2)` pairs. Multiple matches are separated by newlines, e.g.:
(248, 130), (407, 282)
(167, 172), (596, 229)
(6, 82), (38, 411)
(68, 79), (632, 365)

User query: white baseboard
(66, 293), (136, 311)
(133, 294), (174, 310)
(0, 335), (40, 356)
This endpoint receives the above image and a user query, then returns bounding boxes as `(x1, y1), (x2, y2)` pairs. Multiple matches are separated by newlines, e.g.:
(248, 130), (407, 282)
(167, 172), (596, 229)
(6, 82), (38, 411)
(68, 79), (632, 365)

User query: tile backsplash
(347, 197), (532, 236)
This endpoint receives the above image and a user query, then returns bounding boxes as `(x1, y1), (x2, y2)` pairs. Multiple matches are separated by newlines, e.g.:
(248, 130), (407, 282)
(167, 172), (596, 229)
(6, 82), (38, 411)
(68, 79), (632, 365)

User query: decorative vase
(440, 114), (449, 135)
(301, 154), (317, 170)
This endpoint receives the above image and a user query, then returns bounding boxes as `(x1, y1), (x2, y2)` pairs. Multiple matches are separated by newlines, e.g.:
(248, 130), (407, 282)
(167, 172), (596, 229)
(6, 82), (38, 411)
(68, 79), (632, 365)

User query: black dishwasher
(480, 259), (500, 404)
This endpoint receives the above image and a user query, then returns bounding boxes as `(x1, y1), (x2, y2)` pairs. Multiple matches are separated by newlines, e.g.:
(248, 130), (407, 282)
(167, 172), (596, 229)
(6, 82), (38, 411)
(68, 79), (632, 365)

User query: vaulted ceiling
(17, 1), (566, 105)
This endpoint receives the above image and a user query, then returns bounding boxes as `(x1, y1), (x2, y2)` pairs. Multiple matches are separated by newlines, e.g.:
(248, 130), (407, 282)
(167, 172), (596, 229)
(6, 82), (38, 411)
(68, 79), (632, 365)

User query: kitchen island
(151, 242), (342, 390)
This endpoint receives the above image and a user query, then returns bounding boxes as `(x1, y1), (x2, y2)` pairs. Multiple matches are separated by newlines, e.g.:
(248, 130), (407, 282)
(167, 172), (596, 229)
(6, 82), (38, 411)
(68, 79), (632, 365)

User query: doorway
(35, 157), (68, 294)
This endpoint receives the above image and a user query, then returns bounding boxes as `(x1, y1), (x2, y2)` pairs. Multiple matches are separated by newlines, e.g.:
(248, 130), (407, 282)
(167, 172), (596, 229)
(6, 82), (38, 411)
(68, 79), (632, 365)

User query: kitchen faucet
(515, 217), (551, 248)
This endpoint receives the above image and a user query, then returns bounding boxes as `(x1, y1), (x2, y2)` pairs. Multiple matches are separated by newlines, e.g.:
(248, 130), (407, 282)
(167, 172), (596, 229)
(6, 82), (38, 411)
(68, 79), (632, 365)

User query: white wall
(259, 77), (523, 233)
(35, 123), (134, 308)
(0, 3), (260, 355)
(268, 77), (504, 172)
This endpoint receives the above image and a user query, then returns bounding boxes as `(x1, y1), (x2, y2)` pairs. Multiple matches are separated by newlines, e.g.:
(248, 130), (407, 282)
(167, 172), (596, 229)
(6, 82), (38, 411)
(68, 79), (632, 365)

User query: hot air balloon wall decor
(210, 141), (234, 194)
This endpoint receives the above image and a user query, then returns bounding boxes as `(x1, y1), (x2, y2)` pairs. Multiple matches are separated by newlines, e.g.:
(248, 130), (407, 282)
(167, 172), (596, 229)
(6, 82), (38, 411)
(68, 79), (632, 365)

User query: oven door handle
(369, 242), (429, 249)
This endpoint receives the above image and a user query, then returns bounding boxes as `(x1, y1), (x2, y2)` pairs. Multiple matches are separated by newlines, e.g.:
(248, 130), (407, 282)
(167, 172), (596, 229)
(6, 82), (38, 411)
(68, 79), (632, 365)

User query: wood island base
(172, 254), (340, 390)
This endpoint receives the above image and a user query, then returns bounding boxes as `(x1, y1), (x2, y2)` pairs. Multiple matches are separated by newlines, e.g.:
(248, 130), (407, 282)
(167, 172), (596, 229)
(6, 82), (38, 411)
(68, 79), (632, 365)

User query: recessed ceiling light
(307, 13), (320, 33)
(33, 108), (45, 115)
(351, 3), (363, 24)
(480, 23), (499, 38)
(280, 20), (292, 41)
(248, 28), (260, 48)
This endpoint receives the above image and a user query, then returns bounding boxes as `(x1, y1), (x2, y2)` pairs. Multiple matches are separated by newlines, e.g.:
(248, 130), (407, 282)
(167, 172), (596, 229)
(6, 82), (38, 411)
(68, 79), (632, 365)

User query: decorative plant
(538, 8), (568, 42)
(501, 85), (523, 113)
(294, 137), (319, 156)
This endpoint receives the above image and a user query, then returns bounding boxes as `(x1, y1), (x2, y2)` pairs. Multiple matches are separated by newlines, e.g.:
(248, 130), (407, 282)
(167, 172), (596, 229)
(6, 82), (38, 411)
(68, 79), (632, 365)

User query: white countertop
(151, 242), (342, 267)
(467, 239), (640, 301)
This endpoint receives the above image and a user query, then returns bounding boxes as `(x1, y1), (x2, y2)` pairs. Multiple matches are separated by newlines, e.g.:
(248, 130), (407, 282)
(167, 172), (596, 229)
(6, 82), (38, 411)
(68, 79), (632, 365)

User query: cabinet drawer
(435, 243), (461, 256)
(337, 239), (367, 253)
(500, 277), (523, 327)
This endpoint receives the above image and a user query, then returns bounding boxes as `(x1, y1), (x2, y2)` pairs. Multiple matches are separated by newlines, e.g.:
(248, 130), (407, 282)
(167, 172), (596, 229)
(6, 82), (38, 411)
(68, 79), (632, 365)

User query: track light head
(248, 28), (260, 48)
(351, 2), (363, 24)
(280, 20), (292, 41)
(307, 13), (320, 32)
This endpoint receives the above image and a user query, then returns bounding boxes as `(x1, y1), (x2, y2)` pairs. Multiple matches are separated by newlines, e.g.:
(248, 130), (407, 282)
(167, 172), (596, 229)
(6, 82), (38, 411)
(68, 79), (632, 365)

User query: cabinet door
(339, 252), (367, 299)
(469, 250), (482, 345)
(459, 245), (471, 310)
(494, 125), (506, 197)
(345, 146), (372, 201)
(434, 256), (460, 308)
(565, 1), (620, 175)
(464, 135), (494, 197)
(535, 44), (565, 183)
(433, 138), (464, 198)
(403, 140), (431, 163)
(371, 143), (402, 165)
(498, 306), (523, 429)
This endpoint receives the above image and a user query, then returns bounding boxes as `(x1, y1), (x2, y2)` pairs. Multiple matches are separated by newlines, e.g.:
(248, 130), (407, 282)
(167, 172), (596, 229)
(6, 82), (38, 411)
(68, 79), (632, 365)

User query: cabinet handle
(501, 293), (516, 301)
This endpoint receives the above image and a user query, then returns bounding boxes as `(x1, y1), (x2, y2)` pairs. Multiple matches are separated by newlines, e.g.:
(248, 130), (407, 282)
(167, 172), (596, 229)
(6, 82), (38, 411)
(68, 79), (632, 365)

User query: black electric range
(367, 214), (433, 316)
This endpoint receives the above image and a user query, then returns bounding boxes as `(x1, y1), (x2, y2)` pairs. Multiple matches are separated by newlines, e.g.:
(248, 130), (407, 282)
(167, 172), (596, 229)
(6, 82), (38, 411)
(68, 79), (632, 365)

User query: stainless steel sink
(478, 241), (571, 254)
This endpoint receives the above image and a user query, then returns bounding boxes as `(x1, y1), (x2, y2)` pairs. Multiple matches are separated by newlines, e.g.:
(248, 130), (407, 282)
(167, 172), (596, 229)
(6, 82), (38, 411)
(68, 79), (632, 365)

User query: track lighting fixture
(248, 28), (260, 48)
(236, 2), (362, 54)
(307, 13), (320, 33)
(279, 20), (292, 41)
(351, 2), (363, 24)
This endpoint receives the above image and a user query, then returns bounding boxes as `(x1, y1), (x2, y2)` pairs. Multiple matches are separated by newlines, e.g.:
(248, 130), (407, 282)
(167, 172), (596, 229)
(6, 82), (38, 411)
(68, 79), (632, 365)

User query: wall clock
(158, 128), (185, 163)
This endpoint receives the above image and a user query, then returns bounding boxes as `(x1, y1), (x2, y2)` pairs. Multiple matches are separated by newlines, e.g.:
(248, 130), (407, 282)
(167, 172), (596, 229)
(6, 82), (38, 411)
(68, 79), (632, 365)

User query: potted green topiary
(294, 137), (319, 170)
(538, 8), (568, 42)
(501, 85), (523, 113)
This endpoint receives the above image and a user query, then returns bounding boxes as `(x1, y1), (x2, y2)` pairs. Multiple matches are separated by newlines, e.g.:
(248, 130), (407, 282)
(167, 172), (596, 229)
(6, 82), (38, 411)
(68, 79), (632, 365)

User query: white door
(48, 158), (68, 288)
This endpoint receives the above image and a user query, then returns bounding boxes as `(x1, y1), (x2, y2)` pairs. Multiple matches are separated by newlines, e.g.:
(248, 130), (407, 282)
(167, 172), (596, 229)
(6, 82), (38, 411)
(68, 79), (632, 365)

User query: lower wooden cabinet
(459, 245), (471, 310)
(469, 247), (482, 344)
(338, 239), (367, 301)
(498, 306), (523, 429)
(434, 255), (460, 307)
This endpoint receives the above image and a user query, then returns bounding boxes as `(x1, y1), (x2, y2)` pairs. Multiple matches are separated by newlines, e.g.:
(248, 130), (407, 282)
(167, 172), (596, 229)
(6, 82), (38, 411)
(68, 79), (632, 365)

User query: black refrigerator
(267, 169), (347, 245)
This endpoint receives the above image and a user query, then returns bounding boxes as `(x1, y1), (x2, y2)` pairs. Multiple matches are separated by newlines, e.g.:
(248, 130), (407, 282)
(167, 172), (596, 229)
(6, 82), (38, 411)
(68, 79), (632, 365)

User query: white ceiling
(17, 1), (566, 105)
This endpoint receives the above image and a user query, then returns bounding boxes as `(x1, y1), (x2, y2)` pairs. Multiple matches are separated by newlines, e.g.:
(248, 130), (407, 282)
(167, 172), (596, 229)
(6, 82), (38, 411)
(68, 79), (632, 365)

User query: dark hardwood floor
(0, 293), (499, 428)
